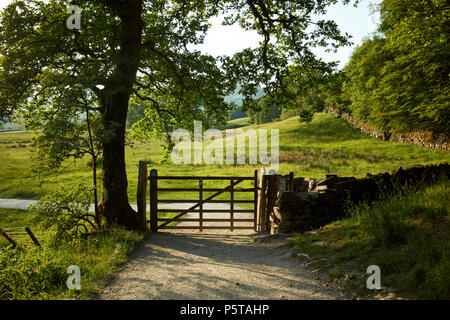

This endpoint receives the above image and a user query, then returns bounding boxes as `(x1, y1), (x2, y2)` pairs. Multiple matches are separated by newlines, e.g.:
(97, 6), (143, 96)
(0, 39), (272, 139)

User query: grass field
(1, 113), (448, 204)
(1, 113), (448, 300)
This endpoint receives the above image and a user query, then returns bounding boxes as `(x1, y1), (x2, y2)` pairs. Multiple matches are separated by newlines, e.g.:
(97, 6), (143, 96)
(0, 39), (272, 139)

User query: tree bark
(98, 0), (144, 230)
(99, 91), (142, 229)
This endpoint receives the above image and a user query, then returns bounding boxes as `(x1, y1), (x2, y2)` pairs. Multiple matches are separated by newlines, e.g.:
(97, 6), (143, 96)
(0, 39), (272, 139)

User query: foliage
(126, 103), (148, 129)
(0, 222), (144, 300)
(298, 110), (314, 124)
(29, 185), (98, 245)
(229, 106), (248, 121)
(339, 0), (449, 132)
(0, 0), (357, 227)
(247, 97), (282, 124)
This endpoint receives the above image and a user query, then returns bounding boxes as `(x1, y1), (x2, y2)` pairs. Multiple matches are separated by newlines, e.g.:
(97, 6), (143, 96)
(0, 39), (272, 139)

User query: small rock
(297, 252), (310, 258)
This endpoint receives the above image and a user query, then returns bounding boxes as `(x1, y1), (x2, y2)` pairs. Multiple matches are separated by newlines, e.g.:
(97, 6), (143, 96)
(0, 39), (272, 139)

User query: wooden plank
(25, 227), (41, 248)
(149, 169), (158, 232)
(199, 178), (203, 232)
(153, 176), (255, 180)
(0, 228), (16, 247)
(137, 161), (148, 229)
(159, 226), (255, 230)
(156, 199), (254, 204)
(157, 188), (255, 192)
(157, 218), (255, 222)
(157, 209), (255, 213)
(157, 178), (245, 229)
(230, 178), (234, 231)
(257, 171), (269, 232)
(289, 172), (295, 191)
(265, 175), (278, 231)
(254, 169), (258, 231)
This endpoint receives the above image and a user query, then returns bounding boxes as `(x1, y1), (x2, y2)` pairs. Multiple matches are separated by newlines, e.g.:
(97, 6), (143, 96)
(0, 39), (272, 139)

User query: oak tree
(0, 0), (354, 229)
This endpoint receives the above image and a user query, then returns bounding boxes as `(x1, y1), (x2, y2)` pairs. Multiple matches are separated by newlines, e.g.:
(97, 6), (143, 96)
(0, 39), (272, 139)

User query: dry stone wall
(324, 106), (450, 151)
(271, 162), (450, 234)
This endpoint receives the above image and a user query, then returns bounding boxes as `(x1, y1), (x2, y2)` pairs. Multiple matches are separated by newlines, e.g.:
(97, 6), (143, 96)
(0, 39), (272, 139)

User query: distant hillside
(225, 85), (264, 106)
(225, 85), (264, 120)
(0, 122), (23, 131)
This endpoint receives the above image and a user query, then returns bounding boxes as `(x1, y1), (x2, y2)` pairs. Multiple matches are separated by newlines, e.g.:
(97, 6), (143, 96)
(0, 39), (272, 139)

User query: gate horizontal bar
(157, 199), (255, 203)
(150, 176), (255, 180)
(157, 188), (254, 192)
(158, 226), (255, 230)
(157, 209), (254, 213)
(157, 218), (255, 222)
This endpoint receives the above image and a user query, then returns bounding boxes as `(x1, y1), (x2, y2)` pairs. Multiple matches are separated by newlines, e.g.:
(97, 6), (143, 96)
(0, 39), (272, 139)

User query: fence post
(149, 169), (158, 232)
(199, 178), (203, 232)
(230, 178), (234, 232)
(0, 228), (16, 248)
(253, 169), (258, 232)
(25, 227), (41, 248)
(137, 161), (148, 230)
(256, 168), (268, 232)
(265, 174), (277, 231)
(289, 172), (294, 191)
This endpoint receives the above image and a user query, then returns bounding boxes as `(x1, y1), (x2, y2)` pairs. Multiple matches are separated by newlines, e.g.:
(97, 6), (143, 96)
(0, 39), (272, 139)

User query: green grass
(224, 117), (251, 129)
(1, 113), (449, 299)
(0, 208), (145, 299)
(289, 177), (450, 300)
(1, 113), (448, 204)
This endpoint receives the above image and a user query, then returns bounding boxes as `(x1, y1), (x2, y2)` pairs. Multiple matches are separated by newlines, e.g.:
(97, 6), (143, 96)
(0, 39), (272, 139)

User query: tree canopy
(334, 0), (449, 133)
(0, 0), (356, 229)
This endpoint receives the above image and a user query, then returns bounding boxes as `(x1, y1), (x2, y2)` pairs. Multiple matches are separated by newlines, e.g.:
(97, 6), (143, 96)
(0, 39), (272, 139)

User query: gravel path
(0, 198), (38, 210)
(98, 203), (343, 300)
(1, 199), (343, 299)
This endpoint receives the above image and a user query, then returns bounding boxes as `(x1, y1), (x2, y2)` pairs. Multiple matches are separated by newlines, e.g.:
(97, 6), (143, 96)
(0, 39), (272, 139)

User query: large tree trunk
(98, 0), (144, 230)
(100, 91), (142, 229)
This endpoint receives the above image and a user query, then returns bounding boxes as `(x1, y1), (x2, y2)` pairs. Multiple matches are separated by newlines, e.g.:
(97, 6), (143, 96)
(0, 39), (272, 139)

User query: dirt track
(98, 205), (343, 300)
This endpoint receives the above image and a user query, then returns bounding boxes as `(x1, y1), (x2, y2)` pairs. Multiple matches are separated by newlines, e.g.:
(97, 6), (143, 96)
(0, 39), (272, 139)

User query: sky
(0, 0), (381, 68)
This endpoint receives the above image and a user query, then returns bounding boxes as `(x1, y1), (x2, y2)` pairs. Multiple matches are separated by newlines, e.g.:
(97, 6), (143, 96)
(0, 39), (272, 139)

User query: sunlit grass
(289, 177), (450, 299)
(0, 113), (448, 203)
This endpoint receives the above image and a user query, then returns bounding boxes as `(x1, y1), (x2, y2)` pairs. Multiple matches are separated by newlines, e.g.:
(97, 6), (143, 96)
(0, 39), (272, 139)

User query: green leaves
(339, 0), (450, 133)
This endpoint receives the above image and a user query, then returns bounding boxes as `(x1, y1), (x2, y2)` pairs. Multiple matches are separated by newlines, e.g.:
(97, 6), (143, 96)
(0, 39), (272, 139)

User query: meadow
(1, 112), (449, 299)
(0, 113), (448, 203)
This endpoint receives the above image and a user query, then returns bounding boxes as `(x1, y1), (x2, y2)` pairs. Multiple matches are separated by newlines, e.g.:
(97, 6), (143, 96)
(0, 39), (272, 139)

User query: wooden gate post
(199, 178), (203, 232)
(149, 169), (158, 232)
(265, 174), (277, 231)
(289, 172), (295, 191)
(256, 168), (268, 232)
(137, 161), (148, 230)
(253, 169), (258, 231)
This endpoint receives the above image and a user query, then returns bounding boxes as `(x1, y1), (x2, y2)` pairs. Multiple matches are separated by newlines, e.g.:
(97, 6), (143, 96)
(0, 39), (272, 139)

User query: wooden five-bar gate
(136, 161), (294, 233)
(146, 169), (258, 232)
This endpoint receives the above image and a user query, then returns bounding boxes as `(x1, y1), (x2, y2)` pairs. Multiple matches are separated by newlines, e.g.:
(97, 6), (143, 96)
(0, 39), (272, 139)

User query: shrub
(29, 185), (98, 245)
(298, 110), (314, 124)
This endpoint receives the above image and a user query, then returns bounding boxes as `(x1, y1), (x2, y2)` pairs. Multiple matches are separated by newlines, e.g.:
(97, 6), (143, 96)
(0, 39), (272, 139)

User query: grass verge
(0, 209), (145, 299)
(288, 177), (450, 300)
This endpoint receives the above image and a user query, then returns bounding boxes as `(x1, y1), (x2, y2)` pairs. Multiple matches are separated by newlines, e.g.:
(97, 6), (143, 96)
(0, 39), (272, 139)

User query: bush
(29, 185), (98, 245)
(298, 110), (314, 124)
(0, 228), (144, 299)
(0, 248), (67, 299)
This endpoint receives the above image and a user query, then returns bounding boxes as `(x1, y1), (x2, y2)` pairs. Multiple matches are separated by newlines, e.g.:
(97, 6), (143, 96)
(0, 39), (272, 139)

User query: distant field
(226, 117), (250, 129)
(0, 113), (448, 205)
